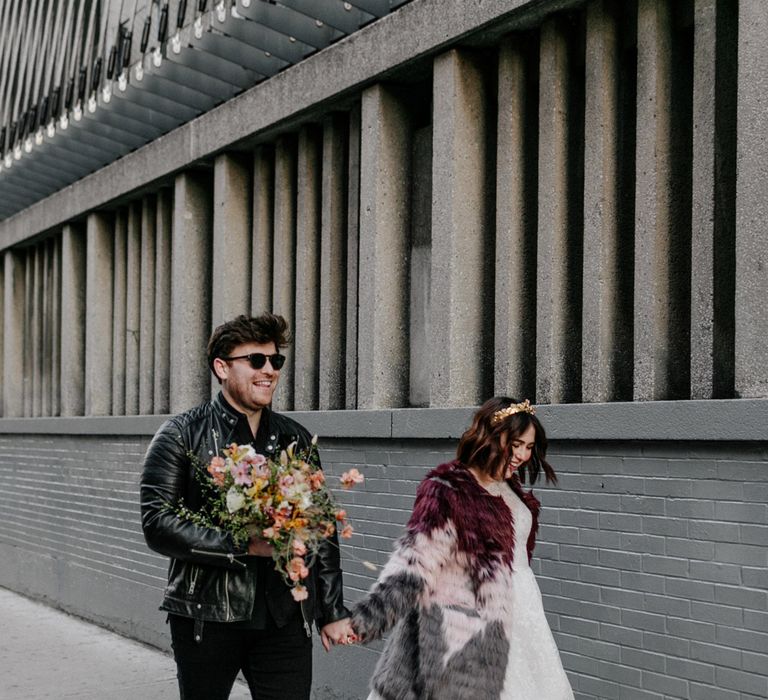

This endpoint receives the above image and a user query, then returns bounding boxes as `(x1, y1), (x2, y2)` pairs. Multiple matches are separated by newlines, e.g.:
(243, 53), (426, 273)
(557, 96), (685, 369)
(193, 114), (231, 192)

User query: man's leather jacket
(140, 392), (348, 633)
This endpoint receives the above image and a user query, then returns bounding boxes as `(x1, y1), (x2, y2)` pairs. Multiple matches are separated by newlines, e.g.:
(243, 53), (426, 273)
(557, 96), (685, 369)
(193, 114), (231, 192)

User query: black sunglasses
(221, 353), (286, 370)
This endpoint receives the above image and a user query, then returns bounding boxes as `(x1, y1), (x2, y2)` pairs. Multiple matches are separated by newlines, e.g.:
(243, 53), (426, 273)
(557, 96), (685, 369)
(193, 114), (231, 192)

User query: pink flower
(232, 463), (252, 486)
(288, 556), (309, 582)
(340, 525), (354, 539)
(292, 538), (307, 556)
(291, 585), (309, 602)
(340, 468), (364, 489)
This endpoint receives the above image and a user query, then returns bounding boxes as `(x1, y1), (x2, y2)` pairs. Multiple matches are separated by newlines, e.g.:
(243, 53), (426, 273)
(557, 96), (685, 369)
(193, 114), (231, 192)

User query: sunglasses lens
(246, 353), (286, 370)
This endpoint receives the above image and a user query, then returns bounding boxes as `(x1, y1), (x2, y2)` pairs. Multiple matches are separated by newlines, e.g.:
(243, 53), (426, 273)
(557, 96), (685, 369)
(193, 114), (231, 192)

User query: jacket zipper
(225, 570), (231, 621)
(188, 566), (200, 595)
(300, 600), (311, 638)
(189, 549), (247, 568)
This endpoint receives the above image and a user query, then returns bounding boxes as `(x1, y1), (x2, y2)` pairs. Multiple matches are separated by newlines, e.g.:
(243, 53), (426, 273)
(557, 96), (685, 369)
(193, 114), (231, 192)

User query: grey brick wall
(0, 433), (766, 699)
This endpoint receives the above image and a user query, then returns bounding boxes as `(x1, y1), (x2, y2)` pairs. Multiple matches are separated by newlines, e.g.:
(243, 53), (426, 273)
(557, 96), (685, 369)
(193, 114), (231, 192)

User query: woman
(349, 397), (574, 700)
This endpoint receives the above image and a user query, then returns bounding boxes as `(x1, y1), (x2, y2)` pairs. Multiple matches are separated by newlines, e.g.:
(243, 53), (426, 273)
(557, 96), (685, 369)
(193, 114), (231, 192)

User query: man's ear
(212, 357), (228, 382)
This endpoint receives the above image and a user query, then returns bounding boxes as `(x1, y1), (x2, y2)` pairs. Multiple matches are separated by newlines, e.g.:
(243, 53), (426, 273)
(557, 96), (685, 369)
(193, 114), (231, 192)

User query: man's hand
(320, 617), (357, 652)
(247, 536), (274, 557)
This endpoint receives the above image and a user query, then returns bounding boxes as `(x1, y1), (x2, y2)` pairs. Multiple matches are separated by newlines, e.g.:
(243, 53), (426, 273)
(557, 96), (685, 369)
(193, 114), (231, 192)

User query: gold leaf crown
(491, 399), (536, 425)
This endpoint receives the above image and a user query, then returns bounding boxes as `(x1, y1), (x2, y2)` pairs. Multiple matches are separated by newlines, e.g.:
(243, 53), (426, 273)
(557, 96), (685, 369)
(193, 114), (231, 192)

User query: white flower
(226, 487), (245, 513)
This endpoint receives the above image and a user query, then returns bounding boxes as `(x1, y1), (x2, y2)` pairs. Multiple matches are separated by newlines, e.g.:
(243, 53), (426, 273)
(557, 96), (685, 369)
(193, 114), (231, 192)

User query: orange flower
(340, 468), (364, 489)
(287, 556), (309, 582)
(335, 509), (347, 521)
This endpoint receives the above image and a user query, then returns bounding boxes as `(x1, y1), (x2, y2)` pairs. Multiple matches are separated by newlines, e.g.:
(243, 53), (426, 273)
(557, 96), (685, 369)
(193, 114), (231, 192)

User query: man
(141, 313), (353, 700)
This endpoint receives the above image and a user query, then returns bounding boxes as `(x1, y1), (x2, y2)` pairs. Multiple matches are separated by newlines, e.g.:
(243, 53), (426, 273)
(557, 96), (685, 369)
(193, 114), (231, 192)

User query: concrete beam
(358, 84), (410, 409)
(3, 250), (25, 417)
(125, 203), (142, 415)
(582, 2), (631, 403)
(212, 153), (252, 329)
(634, 0), (691, 400)
(294, 125), (323, 411)
(153, 189), (172, 414)
(495, 39), (536, 401)
(735, 0), (768, 397)
(170, 171), (213, 414)
(272, 136), (297, 412)
(536, 16), (583, 404)
(250, 147), (274, 315)
(60, 224), (86, 417)
(111, 212), (127, 416)
(85, 213), (114, 416)
(319, 114), (349, 411)
(139, 197), (157, 415)
(345, 104), (362, 410)
(2, 399), (768, 442)
(430, 49), (493, 407)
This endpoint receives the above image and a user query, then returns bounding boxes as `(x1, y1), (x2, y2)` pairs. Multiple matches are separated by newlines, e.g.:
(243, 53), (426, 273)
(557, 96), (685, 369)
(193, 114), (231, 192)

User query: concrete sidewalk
(0, 587), (251, 699)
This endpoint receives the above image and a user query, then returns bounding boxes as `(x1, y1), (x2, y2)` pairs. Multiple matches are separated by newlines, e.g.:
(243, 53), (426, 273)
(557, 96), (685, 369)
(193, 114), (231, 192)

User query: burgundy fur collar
(406, 461), (541, 589)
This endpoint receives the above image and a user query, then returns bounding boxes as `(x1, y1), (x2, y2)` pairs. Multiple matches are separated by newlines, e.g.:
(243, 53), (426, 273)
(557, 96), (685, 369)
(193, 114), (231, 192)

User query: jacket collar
(212, 392), (279, 455)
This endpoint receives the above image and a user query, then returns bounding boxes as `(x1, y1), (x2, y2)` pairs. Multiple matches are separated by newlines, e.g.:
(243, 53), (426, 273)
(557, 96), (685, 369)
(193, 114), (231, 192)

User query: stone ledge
(0, 399), (766, 441)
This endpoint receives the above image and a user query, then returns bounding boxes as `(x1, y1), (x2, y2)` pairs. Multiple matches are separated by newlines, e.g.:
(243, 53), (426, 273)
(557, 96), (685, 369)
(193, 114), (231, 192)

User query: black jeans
(169, 615), (313, 700)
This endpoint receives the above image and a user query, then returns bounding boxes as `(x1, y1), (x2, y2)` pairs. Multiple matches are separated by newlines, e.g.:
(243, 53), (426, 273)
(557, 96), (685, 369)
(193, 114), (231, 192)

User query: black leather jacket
(140, 392), (349, 632)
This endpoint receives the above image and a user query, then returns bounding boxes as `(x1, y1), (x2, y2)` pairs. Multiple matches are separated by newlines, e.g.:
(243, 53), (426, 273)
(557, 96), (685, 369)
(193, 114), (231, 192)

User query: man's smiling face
(214, 341), (281, 414)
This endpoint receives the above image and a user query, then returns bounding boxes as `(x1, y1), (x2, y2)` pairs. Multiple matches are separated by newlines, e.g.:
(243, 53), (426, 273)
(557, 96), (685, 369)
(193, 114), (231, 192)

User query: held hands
(320, 617), (358, 652)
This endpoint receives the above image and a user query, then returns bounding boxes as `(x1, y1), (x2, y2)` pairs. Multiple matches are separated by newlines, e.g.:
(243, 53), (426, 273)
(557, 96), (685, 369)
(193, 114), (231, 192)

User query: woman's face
(500, 424), (536, 478)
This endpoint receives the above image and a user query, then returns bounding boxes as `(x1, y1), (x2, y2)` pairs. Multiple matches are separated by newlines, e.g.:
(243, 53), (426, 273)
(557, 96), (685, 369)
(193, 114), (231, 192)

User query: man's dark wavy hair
(207, 313), (291, 382)
(456, 396), (557, 485)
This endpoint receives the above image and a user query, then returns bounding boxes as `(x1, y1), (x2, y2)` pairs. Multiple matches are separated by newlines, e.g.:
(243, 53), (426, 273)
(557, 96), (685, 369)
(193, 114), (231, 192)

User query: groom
(141, 312), (354, 700)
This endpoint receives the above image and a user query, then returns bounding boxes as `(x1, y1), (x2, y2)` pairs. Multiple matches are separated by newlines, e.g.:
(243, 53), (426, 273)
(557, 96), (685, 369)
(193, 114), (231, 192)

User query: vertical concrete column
(251, 146), (274, 314)
(125, 203), (142, 415)
(139, 196), (157, 414)
(3, 250), (26, 417)
(582, 2), (628, 402)
(111, 211), (127, 415)
(23, 260), (32, 415)
(734, 1), (767, 396)
(691, 0), (736, 399)
(408, 125), (432, 408)
(32, 246), (44, 416)
(0, 258), (3, 415)
(634, 0), (690, 400)
(85, 212), (114, 416)
(537, 18), (583, 405)
(358, 84), (411, 409)
(294, 125), (322, 410)
(496, 40), (536, 401)
(212, 153), (252, 328)
(272, 136), (297, 411)
(319, 113), (348, 410)
(430, 49), (492, 407)
(345, 103), (361, 410)
(153, 189), (172, 414)
(41, 242), (52, 416)
(170, 170), (213, 414)
(50, 238), (62, 416)
(60, 224), (86, 416)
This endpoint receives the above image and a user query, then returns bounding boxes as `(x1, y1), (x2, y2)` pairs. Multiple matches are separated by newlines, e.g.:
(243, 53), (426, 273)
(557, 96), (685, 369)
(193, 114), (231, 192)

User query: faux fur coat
(351, 460), (541, 700)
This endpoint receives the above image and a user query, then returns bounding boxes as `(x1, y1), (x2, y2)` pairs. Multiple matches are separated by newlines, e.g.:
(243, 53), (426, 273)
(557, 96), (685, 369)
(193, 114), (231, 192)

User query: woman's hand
(320, 618), (358, 652)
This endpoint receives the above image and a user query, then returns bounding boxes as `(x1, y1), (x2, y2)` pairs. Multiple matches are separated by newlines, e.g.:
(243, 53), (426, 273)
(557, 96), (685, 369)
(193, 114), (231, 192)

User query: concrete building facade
(0, 1), (767, 698)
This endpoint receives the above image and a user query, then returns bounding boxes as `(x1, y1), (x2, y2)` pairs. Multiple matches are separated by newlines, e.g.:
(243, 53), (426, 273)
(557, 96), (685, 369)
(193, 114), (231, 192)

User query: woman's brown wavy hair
(456, 396), (557, 485)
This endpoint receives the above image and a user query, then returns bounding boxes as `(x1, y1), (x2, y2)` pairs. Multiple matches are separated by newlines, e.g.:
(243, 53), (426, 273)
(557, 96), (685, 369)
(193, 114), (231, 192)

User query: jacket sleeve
(304, 438), (351, 627)
(350, 477), (455, 642)
(140, 419), (247, 569)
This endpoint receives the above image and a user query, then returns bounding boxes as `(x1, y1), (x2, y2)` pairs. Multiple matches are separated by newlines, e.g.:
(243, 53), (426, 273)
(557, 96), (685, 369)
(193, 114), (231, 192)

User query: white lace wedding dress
(485, 479), (574, 699)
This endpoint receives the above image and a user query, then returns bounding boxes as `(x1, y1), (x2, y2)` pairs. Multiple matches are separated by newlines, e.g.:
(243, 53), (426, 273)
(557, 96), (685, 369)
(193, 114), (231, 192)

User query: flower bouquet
(173, 438), (364, 601)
